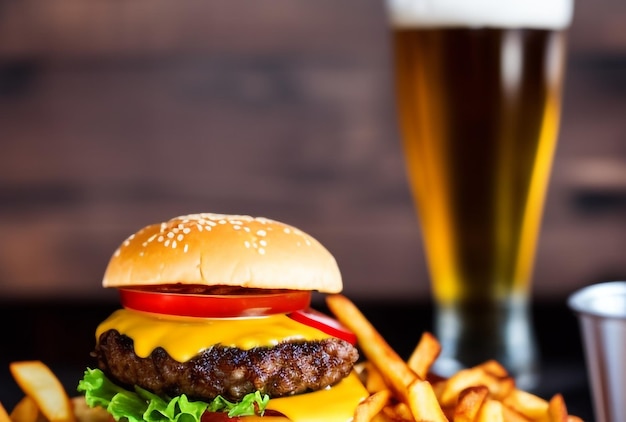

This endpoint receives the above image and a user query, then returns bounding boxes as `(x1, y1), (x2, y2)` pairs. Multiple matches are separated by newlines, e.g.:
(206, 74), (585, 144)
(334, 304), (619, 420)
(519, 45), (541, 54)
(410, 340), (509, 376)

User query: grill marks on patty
(94, 329), (359, 402)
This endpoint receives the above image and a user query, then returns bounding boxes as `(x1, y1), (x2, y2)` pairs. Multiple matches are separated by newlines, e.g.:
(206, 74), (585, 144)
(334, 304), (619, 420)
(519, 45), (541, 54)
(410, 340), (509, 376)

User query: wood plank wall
(0, 0), (625, 302)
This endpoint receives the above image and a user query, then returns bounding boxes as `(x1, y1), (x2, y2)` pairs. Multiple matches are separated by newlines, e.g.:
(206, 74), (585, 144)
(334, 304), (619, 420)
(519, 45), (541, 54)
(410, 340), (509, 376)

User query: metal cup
(568, 281), (626, 422)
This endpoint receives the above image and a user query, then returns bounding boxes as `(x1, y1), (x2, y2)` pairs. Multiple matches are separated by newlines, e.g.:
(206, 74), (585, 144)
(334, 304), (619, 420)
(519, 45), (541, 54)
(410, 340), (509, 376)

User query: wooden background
(0, 0), (625, 303)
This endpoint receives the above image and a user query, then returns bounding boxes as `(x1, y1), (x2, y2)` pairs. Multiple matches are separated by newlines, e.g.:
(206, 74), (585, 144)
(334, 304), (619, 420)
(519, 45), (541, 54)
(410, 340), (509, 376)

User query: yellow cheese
(96, 309), (334, 362)
(266, 372), (369, 422)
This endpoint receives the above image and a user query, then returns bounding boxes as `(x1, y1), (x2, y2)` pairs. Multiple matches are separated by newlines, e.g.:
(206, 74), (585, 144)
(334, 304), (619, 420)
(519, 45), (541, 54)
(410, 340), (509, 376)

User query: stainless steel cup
(568, 281), (626, 422)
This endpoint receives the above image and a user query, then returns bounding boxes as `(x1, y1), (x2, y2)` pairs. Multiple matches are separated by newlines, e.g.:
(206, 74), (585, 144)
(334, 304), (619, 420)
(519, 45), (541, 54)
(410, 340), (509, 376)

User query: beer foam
(388, 0), (574, 30)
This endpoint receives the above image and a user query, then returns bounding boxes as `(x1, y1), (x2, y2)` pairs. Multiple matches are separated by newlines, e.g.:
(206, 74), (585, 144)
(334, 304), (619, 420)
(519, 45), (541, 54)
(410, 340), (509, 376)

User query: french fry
(9, 360), (76, 422)
(494, 378), (516, 401)
(548, 394), (568, 422)
(476, 399), (504, 422)
(326, 294), (418, 400)
(502, 388), (550, 420)
(369, 413), (394, 422)
(406, 378), (448, 422)
(453, 386), (489, 422)
(376, 406), (413, 422)
(431, 378), (447, 400)
(362, 362), (389, 394)
(354, 389), (392, 422)
(0, 402), (11, 422)
(476, 360), (509, 378)
(9, 396), (41, 422)
(382, 402), (414, 421)
(502, 404), (533, 422)
(407, 331), (441, 380)
(439, 366), (502, 407)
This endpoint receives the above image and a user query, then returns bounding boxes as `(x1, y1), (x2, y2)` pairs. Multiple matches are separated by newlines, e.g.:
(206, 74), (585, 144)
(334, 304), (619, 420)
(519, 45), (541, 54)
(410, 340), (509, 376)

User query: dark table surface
(0, 298), (593, 421)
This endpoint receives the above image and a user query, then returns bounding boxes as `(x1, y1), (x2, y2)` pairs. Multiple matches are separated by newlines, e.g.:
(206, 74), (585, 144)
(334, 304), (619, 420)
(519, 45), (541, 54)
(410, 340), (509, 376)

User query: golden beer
(394, 27), (566, 305)
(389, 0), (573, 387)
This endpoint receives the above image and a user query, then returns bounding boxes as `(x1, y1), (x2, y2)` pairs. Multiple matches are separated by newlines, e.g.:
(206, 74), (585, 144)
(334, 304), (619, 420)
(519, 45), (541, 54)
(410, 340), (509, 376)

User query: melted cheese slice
(96, 309), (335, 361)
(267, 372), (369, 422)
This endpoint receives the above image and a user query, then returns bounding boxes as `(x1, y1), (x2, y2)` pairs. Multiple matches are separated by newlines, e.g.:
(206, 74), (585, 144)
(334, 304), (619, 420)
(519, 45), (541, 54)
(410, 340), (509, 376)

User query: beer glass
(387, 0), (574, 388)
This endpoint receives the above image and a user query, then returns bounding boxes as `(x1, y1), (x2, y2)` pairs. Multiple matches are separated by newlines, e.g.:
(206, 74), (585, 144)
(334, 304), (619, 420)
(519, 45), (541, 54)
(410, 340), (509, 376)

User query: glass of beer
(387, 0), (574, 388)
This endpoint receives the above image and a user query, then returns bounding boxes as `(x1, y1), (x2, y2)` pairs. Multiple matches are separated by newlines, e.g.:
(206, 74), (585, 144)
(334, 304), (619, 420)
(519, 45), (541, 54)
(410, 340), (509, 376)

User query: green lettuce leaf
(207, 390), (270, 417)
(77, 368), (269, 422)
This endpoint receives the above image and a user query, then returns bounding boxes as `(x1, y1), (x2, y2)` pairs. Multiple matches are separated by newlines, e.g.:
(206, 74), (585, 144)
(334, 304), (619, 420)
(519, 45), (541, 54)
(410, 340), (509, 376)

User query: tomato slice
(288, 308), (358, 345)
(119, 288), (311, 318)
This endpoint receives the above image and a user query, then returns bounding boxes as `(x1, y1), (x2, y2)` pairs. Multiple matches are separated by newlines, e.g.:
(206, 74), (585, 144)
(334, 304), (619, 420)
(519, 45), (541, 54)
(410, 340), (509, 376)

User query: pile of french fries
(2, 295), (582, 422)
(326, 294), (582, 422)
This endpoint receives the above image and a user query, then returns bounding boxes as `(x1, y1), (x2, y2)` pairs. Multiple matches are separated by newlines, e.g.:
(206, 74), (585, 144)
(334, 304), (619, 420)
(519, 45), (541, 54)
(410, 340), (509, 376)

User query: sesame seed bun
(102, 213), (343, 293)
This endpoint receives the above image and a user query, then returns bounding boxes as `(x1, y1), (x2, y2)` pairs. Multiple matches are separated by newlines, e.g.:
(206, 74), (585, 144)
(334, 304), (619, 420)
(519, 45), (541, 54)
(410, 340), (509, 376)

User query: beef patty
(94, 329), (359, 402)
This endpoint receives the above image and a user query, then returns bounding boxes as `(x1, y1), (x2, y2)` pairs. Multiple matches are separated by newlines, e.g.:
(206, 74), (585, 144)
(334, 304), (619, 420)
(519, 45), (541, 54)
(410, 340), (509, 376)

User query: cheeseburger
(78, 213), (368, 422)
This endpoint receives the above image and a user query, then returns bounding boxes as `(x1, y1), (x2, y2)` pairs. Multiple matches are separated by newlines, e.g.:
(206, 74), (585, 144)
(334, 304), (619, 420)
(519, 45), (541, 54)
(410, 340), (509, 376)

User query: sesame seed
(177, 234), (184, 242)
(183, 244), (189, 253)
(124, 235), (134, 247)
(258, 248), (266, 255)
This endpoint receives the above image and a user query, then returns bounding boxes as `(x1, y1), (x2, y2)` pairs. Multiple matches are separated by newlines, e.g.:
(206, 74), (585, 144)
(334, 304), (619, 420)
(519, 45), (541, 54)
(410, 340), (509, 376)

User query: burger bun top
(102, 213), (343, 293)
